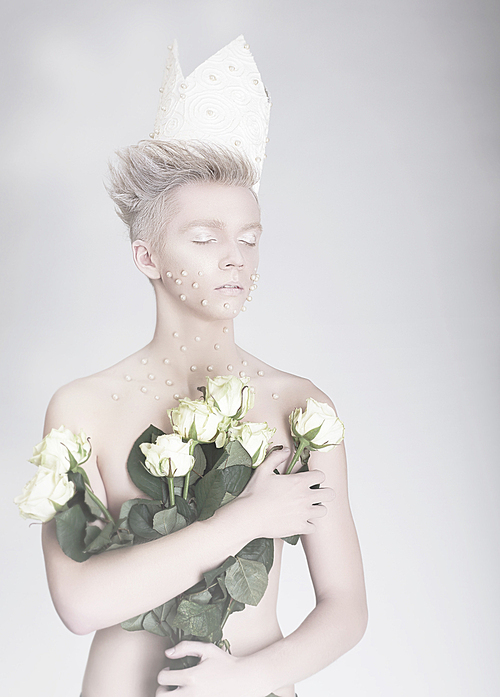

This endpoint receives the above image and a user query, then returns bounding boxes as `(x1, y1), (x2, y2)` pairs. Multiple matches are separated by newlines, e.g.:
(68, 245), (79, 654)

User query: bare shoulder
(43, 349), (145, 438)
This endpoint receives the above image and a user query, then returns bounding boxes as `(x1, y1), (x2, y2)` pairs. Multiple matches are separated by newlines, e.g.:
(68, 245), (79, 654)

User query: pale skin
(41, 181), (368, 697)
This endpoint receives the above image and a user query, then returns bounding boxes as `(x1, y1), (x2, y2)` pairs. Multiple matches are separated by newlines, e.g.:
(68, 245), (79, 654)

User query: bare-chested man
(41, 141), (367, 697)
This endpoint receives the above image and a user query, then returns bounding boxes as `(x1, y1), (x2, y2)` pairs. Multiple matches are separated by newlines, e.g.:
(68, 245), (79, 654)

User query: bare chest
(92, 378), (297, 518)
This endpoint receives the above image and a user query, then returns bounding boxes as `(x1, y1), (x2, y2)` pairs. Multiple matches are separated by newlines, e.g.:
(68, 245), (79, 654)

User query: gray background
(1, 1), (499, 695)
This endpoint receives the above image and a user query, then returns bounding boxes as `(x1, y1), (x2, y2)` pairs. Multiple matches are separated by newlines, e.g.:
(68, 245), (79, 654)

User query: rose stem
(182, 472), (191, 500)
(285, 439), (307, 475)
(167, 477), (175, 508)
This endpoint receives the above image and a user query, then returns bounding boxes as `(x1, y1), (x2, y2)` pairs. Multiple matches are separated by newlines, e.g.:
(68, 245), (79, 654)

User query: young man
(41, 38), (367, 697)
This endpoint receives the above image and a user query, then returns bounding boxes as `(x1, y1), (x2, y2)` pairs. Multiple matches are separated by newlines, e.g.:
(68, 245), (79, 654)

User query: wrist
(202, 497), (254, 551)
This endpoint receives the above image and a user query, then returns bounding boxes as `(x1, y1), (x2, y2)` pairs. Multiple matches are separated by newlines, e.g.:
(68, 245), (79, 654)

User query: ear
(132, 239), (161, 280)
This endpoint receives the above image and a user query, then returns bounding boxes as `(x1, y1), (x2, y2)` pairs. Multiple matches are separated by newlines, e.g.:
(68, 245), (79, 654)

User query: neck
(145, 293), (247, 398)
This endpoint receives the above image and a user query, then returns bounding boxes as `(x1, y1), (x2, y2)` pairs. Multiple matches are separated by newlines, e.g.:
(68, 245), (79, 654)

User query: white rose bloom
(29, 426), (91, 474)
(229, 422), (276, 467)
(14, 467), (76, 523)
(169, 399), (226, 442)
(139, 433), (195, 477)
(206, 375), (255, 419)
(289, 398), (345, 451)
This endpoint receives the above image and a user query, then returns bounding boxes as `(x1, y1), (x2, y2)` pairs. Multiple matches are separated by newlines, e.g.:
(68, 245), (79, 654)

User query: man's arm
(41, 381), (332, 636)
(157, 386), (367, 696)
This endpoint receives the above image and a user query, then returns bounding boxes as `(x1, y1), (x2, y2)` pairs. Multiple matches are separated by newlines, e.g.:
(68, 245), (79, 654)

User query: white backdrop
(1, 1), (499, 695)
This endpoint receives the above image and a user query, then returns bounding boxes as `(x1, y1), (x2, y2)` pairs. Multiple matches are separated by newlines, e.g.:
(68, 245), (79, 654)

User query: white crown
(152, 35), (271, 190)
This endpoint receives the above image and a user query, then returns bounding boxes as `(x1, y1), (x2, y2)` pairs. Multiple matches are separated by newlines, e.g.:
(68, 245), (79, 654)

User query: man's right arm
(41, 381), (332, 635)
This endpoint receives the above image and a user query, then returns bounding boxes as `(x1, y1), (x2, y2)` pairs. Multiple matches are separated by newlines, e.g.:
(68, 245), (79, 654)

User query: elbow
(49, 584), (102, 636)
(54, 599), (98, 636)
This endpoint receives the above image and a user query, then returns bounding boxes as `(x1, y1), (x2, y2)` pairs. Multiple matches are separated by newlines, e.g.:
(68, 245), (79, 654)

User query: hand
(156, 641), (257, 697)
(226, 446), (335, 540)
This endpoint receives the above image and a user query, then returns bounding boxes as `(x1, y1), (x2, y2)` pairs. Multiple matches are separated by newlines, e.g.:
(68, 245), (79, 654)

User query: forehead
(170, 182), (261, 227)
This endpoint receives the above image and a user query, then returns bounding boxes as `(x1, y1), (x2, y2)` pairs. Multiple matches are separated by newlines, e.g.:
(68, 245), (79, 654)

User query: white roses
(229, 422), (276, 467)
(29, 426), (91, 473)
(289, 398), (345, 451)
(206, 375), (254, 420)
(139, 434), (195, 478)
(168, 399), (224, 444)
(14, 426), (91, 523)
(14, 466), (76, 523)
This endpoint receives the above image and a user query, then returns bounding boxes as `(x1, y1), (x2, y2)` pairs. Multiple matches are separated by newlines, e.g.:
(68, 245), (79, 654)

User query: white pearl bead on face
(207, 365), (214, 371)
(148, 374), (155, 380)
(224, 303), (230, 309)
(166, 271), (172, 278)
(180, 345), (187, 352)
(257, 370), (264, 376)
(163, 358), (170, 364)
(272, 393), (279, 399)
(141, 386), (147, 393)
(195, 336), (201, 342)
(175, 279), (182, 285)
(173, 332), (179, 338)
(227, 364), (233, 371)
(201, 299), (208, 306)
(125, 374), (132, 381)
(141, 358), (148, 364)
(192, 282), (199, 289)
(190, 365), (197, 372)
(180, 294), (186, 301)
(155, 395), (160, 400)
(166, 379), (173, 386)
(214, 344), (220, 350)
(112, 393), (119, 400)
(181, 270), (188, 276)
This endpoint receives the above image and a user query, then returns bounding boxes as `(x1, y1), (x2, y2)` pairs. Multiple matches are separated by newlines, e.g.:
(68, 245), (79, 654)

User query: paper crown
(152, 35), (271, 190)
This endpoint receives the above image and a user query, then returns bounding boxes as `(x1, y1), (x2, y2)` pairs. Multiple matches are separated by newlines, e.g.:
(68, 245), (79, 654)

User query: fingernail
(166, 648), (175, 656)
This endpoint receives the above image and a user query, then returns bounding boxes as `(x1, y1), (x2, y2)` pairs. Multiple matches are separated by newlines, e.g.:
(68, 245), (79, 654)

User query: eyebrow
(180, 219), (263, 233)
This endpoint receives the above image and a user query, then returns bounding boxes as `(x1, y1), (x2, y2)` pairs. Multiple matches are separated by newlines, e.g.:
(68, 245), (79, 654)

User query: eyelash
(192, 240), (256, 246)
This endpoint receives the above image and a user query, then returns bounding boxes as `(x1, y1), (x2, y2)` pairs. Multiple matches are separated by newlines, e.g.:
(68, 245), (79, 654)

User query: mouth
(215, 283), (244, 296)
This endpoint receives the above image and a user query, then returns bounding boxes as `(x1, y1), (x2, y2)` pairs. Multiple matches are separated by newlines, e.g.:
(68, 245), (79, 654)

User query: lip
(215, 285), (244, 296)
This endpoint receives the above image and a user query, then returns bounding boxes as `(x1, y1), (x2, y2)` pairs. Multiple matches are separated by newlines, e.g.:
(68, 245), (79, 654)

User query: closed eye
(192, 239), (216, 244)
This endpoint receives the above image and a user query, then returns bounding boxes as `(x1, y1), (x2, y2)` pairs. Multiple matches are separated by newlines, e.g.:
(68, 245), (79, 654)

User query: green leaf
(153, 507), (186, 535)
(85, 522), (114, 553)
(224, 440), (252, 468)
(127, 424), (166, 499)
(302, 424), (322, 443)
(174, 495), (196, 523)
(282, 534), (300, 545)
(194, 468), (226, 521)
(222, 465), (252, 497)
(203, 556), (236, 588)
(188, 588), (212, 605)
(200, 441), (224, 472)
(83, 489), (104, 519)
(83, 524), (101, 547)
(67, 470), (86, 494)
(55, 505), (88, 562)
(193, 443), (207, 478)
(143, 610), (170, 636)
(225, 558), (268, 606)
(121, 613), (146, 631)
(170, 599), (222, 638)
(128, 502), (162, 540)
(237, 537), (274, 573)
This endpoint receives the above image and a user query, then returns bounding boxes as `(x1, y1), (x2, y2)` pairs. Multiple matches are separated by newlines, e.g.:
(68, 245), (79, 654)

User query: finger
(300, 468), (326, 485)
(307, 503), (328, 519)
(309, 486), (335, 504)
(260, 446), (291, 469)
(158, 666), (188, 686)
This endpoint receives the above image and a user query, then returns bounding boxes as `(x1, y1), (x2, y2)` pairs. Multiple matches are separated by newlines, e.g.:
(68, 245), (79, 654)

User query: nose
(218, 242), (245, 270)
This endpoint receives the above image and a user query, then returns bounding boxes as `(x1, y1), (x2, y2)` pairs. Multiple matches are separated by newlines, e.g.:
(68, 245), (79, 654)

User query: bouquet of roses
(15, 375), (344, 679)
